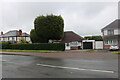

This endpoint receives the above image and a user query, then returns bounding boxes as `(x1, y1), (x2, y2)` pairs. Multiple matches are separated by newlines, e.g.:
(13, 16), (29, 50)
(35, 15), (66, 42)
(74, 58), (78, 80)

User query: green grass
(1, 49), (63, 53)
(85, 50), (97, 53)
(111, 51), (120, 54)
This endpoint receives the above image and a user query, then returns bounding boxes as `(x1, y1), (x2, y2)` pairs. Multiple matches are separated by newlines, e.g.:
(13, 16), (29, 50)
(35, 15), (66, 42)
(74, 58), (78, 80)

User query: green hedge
(2, 43), (65, 51)
(1, 42), (11, 49)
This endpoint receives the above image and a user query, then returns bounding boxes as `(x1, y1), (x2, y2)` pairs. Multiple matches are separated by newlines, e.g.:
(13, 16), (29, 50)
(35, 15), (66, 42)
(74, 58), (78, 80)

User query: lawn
(111, 51), (120, 54)
(1, 49), (63, 53)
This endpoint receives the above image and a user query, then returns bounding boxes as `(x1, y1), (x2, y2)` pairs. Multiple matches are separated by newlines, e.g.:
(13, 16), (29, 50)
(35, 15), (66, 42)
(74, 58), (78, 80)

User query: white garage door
(95, 41), (103, 49)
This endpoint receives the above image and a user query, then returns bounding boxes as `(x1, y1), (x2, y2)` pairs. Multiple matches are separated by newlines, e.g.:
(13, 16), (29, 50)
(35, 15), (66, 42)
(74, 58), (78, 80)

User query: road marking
(36, 63), (114, 73)
(0, 60), (7, 62)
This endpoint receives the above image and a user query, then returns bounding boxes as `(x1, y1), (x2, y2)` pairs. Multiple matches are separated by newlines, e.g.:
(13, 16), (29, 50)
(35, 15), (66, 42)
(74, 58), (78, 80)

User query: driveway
(1, 50), (119, 78)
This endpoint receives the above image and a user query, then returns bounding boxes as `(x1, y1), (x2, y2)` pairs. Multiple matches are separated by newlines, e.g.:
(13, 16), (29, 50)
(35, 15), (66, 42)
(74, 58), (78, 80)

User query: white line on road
(36, 63), (114, 73)
(0, 60), (7, 62)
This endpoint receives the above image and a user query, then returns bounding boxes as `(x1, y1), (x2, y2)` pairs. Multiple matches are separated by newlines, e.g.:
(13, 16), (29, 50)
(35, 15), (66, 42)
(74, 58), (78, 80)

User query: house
(53, 31), (84, 50)
(101, 19), (120, 49)
(0, 30), (31, 43)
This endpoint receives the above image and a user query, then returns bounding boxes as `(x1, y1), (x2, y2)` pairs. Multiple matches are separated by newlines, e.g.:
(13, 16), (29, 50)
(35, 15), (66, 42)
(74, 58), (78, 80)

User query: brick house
(101, 19), (120, 49)
(53, 31), (84, 50)
(0, 30), (31, 43)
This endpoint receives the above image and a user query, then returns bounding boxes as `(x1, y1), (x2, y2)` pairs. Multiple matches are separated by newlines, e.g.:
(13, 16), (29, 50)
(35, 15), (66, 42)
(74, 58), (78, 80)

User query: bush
(84, 35), (103, 41)
(30, 29), (43, 43)
(0, 42), (11, 49)
(9, 43), (65, 51)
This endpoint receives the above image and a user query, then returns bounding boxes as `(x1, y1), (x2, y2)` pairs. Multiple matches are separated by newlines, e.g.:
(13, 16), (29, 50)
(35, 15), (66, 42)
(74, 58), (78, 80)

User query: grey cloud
(1, 2), (118, 36)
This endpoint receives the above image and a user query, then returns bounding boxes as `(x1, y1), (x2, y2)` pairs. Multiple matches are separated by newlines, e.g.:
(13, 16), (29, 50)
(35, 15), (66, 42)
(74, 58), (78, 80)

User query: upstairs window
(107, 29), (114, 35)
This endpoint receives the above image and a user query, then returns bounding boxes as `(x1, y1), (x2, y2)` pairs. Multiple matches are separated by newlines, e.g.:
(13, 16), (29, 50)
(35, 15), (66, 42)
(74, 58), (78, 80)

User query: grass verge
(85, 50), (97, 53)
(1, 49), (63, 53)
(111, 51), (120, 54)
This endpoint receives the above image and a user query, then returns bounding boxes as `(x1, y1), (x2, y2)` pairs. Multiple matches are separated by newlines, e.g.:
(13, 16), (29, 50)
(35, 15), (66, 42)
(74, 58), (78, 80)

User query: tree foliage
(30, 14), (64, 43)
(30, 29), (44, 43)
(84, 35), (103, 41)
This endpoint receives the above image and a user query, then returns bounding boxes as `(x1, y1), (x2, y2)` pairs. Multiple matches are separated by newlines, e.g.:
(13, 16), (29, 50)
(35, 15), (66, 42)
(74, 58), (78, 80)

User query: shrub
(9, 43), (65, 51)
(1, 42), (11, 49)
(30, 29), (43, 43)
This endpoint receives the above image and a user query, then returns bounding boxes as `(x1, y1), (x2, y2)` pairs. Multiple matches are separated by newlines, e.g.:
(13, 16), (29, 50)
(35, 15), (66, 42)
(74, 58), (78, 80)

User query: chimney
(1, 32), (3, 35)
(19, 29), (22, 36)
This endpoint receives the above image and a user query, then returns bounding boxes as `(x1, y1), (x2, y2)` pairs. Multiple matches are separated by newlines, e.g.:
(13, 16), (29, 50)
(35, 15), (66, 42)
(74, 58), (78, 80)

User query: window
(108, 40), (113, 45)
(105, 40), (114, 45)
(105, 40), (108, 44)
(107, 29), (114, 35)
(66, 43), (69, 46)
(70, 41), (78, 46)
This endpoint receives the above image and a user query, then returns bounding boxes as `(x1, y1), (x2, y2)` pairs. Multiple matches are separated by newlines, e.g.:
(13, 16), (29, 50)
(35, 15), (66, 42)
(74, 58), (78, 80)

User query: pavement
(0, 50), (118, 59)
(0, 50), (119, 78)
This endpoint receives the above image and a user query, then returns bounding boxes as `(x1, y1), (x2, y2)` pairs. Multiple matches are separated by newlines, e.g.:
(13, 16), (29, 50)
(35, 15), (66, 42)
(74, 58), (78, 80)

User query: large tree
(30, 29), (40, 43)
(30, 14), (64, 43)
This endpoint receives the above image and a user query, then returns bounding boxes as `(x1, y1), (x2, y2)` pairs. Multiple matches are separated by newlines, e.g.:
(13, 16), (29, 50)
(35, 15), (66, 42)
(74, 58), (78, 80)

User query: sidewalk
(0, 50), (113, 59)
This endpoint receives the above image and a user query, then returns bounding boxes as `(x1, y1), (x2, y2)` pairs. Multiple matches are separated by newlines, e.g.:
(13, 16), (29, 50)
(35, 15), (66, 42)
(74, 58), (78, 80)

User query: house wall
(17, 37), (20, 41)
(65, 41), (82, 50)
(104, 45), (111, 49)
(0, 36), (31, 42)
(102, 28), (120, 49)
(103, 39), (119, 49)
(26, 37), (31, 42)
(103, 29), (120, 36)
(65, 43), (70, 50)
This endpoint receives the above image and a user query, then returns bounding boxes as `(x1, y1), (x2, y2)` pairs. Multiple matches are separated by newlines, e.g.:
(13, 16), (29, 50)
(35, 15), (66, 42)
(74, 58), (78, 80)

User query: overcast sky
(0, 1), (118, 36)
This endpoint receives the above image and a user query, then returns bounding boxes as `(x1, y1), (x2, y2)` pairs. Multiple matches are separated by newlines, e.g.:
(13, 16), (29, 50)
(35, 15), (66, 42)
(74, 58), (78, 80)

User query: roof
(101, 19), (120, 31)
(22, 33), (30, 37)
(0, 30), (29, 38)
(61, 31), (84, 42)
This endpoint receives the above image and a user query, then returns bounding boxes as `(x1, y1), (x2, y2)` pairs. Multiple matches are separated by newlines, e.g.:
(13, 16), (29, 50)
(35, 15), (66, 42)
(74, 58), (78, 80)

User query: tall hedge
(8, 43), (65, 51)
(1, 42), (11, 49)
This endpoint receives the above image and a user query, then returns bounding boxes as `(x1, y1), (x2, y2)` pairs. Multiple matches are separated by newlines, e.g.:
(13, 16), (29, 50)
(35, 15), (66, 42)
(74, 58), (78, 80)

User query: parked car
(109, 45), (119, 51)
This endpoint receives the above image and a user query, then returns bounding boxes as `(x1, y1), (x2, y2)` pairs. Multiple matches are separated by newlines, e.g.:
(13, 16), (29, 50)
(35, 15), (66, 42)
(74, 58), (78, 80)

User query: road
(1, 52), (118, 78)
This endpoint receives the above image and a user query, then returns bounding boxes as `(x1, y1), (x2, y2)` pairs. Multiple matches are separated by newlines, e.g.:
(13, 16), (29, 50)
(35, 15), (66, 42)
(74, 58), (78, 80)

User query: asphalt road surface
(1, 53), (118, 78)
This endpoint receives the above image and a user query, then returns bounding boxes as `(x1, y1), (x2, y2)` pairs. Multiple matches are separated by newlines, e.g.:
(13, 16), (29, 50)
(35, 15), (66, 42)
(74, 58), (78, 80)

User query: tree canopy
(84, 35), (103, 41)
(30, 14), (64, 43)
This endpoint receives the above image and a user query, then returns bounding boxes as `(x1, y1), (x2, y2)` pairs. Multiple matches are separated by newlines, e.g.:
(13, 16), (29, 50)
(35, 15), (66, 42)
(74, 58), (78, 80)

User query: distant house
(101, 19), (120, 49)
(53, 31), (84, 50)
(0, 30), (31, 43)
